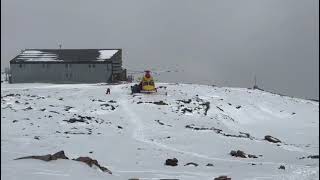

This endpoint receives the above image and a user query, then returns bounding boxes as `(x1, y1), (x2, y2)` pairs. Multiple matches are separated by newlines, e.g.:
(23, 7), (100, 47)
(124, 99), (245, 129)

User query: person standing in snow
(106, 88), (111, 95)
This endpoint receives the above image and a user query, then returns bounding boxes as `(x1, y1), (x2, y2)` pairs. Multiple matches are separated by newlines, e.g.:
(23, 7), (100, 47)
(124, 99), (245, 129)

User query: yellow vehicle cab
(140, 70), (156, 93)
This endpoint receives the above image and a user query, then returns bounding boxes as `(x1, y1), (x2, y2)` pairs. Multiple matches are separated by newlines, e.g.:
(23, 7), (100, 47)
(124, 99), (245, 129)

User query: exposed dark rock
(308, 155), (319, 159)
(158, 86), (167, 89)
(165, 158), (178, 166)
(184, 162), (198, 167)
(230, 150), (258, 159)
(34, 136), (40, 140)
(153, 101), (168, 105)
(239, 132), (251, 138)
(24, 106), (33, 110)
(177, 99), (192, 104)
(264, 135), (281, 143)
(155, 120), (172, 127)
(100, 103), (116, 110)
(206, 163), (214, 166)
(49, 111), (60, 114)
(40, 108), (46, 111)
(108, 100), (116, 103)
(14, 150), (69, 161)
(181, 108), (193, 113)
(117, 126), (123, 129)
(236, 106), (241, 109)
(156, 119), (165, 125)
(291, 112), (296, 115)
(73, 156), (112, 174)
(248, 154), (258, 158)
(12, 120), (18, 123)
(278, 165), (285, 170)
(63, 118), (85, 123)
(300, 155), (319, 159)
(214, 175), (231, 180)
(58, 98), (63, 100)
(185, 124), (254, 140)
(2, 93), (21, 98)
(230, 150), (246, 158)
(216, 106), (224, 112)
(64, 131), (86, 135)
(78, 115), (92, 120)
(64, 106), (73, 111)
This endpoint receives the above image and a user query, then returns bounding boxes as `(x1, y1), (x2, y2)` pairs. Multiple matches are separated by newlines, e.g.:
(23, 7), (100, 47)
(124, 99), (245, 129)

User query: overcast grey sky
(1, 0), (319, 99)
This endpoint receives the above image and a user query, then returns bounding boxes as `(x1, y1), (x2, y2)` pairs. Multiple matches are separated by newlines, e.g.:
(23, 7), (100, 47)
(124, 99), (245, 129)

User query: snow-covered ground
(1, 82), (319, 180)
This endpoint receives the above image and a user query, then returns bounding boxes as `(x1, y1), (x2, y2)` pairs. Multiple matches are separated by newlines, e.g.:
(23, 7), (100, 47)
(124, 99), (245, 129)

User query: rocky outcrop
(230, 150), (258, 158)
(264, 135), (281, 143)
(184, 162), (198, 167)
(14, 151), (112, 174)
(73, 157), (112, 174)
(214, 175), (231, 180)
(165, 158), (178, 166)
(14, 150), (68, 161)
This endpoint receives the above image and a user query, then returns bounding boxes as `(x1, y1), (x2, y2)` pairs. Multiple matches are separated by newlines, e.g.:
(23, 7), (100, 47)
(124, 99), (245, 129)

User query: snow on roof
(11, 49), (121, 63)
(98, 50), (119, 60)
(21, 50), (43, 54)
(18, 50), (60, 62)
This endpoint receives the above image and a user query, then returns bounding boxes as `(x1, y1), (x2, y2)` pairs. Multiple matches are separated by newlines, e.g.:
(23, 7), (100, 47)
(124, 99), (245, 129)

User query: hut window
(92, 64), (95, 68)
(88, 64), (91, 68)
(19, 64), (23, 68)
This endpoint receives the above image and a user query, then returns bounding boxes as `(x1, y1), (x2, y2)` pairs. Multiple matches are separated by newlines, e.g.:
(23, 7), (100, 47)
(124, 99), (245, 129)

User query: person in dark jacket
(106, 88), (111, 94)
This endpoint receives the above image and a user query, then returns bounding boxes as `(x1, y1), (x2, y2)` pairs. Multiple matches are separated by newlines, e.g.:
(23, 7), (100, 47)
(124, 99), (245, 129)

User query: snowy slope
(1, 82), (319, 180)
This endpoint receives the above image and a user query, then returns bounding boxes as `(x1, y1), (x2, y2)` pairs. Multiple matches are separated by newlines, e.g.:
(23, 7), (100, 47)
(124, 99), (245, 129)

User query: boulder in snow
(73, 156), (112, 174)
(214, 175), (231, 180)
(230, 150), (246, 158)
(264, 135), (281, 143)
(184, 162), (198, 167)
(165, 158), (178, 166)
